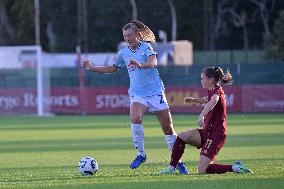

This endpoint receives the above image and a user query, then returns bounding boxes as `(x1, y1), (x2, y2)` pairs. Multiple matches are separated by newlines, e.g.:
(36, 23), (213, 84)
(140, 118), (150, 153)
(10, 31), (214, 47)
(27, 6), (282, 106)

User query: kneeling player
(160, 67), (253, 174)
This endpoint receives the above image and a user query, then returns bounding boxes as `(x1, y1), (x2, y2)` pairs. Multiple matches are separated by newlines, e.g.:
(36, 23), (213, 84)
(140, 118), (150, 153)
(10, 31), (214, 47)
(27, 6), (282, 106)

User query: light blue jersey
(113, 42), (165, 97)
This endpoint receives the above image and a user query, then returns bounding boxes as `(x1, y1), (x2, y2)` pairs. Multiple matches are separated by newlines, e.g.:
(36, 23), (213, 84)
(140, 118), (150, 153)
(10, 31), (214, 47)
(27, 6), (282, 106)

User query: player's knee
(131, 116), (143, 124)
(177, 132), (188, 141)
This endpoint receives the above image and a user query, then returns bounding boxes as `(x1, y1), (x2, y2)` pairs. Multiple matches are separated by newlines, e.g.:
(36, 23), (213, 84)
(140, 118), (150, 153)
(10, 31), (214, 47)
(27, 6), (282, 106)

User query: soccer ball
(78, 156), (99, 176)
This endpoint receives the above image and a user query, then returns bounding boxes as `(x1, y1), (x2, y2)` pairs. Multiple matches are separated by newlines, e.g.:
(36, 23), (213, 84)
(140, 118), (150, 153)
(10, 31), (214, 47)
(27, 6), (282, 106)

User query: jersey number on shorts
(157, 94), (165, 104)
(204, 139), (213, 149)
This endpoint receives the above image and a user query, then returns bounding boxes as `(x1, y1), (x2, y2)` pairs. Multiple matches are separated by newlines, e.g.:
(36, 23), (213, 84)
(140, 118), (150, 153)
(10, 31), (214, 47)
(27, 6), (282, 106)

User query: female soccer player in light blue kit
(82, 20), (188, 174)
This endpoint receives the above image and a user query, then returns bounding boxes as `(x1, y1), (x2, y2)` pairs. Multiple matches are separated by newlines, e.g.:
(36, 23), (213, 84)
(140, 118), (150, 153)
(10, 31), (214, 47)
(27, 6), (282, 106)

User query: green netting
(0, 63), (283, 88)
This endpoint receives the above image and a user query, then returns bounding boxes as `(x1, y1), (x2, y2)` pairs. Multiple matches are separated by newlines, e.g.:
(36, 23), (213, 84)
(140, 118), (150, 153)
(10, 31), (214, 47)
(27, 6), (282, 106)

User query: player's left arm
(198, 94), (219, 127)
(129, 55), (157, 69)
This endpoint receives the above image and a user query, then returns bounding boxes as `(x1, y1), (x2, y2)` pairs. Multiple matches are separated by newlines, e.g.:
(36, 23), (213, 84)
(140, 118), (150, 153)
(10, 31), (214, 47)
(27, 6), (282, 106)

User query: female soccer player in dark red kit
(160, 67), (253, 174)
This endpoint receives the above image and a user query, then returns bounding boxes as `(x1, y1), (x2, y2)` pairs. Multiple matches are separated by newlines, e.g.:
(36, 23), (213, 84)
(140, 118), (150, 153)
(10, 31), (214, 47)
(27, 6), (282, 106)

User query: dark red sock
(170, 137), (185, 168)
(206, 164), (233, 174)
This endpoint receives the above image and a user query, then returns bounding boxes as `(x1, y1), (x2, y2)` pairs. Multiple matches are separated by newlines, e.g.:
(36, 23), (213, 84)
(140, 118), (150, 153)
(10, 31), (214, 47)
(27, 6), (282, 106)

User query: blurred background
(0, 0), (283, 115)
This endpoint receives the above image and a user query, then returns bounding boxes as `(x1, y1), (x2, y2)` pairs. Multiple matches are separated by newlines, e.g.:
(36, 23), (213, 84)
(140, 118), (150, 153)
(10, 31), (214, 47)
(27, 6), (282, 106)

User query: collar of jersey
(128, 42), (141, 52)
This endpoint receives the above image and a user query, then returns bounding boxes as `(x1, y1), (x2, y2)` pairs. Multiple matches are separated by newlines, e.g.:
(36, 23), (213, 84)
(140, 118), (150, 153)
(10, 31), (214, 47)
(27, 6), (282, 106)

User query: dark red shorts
(197, 128), (226, 160)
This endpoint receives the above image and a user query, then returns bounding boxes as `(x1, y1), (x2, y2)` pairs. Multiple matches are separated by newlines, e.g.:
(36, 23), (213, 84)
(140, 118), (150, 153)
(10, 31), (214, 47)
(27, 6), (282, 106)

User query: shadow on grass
(2, 176), (282, 189)
(0, 133), (283, 153)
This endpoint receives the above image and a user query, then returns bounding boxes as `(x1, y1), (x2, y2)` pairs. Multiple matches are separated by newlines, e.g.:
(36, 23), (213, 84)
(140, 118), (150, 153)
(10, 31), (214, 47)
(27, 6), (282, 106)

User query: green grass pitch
(0, 114), (283, 189)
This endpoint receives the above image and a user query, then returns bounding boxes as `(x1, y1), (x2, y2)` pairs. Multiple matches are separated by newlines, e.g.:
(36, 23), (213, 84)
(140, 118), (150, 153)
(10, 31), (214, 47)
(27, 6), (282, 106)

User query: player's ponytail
(202, 67), (233, 85)
(221, 69), (233, 85)
(122, 20), (156, 43)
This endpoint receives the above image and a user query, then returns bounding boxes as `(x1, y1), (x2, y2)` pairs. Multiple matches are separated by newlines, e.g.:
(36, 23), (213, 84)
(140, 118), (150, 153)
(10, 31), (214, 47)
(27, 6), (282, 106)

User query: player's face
(201, 73), (213, 89)
(123, 29), (139, 49)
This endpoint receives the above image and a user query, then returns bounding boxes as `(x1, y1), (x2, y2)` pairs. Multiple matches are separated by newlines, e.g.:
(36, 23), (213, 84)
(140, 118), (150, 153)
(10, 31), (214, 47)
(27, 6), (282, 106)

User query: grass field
(0, 114), (283, 189)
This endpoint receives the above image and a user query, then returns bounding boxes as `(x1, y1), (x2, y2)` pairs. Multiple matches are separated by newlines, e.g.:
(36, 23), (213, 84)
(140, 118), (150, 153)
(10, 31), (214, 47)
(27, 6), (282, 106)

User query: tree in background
(203, 0), (214, 50)
(77, 0), (88, 53)
(227, 7), (249, 50)
(0, 0), (35, 46)
(249, 0), (273, 36)
(0, 1), (15, 45)
(130, 0), (137, 20)
(0, 0), (283, 52)
(265, 10), (284, 61)
(168, 0), (177, 41)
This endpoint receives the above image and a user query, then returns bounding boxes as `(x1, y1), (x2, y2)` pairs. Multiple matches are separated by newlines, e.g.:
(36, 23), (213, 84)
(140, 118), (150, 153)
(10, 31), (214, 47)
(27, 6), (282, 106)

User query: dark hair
(122, 20), (156, 43)
(202, 67), (233, 85)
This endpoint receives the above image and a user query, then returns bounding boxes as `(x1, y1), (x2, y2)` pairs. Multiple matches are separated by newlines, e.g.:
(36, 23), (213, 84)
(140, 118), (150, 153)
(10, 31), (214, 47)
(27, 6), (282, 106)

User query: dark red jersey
(203, 85), (227, 135)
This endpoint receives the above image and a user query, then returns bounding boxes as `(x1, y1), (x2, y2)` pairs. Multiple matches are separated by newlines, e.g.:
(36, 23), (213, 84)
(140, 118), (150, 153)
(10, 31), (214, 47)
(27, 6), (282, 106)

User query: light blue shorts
(130, 92), (169, 112)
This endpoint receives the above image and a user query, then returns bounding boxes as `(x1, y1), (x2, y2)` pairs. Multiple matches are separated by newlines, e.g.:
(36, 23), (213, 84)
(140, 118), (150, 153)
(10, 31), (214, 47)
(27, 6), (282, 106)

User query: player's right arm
(82, 59), (118, 73)
(184, 97), (207, 104)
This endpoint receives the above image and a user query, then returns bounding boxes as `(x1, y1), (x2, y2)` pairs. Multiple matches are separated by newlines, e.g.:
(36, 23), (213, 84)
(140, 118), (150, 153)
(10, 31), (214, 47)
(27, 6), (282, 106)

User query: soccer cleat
(129, 155), (147, 169)
(234, 161), (253, 173)
(159, 167), (176, 174)
(176, 162), (189, 175)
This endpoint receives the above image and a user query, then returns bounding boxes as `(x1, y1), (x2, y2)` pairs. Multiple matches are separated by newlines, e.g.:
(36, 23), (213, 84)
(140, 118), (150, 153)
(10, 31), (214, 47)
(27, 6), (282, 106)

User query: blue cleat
(130, 155), (147, 169)
(177, 162), (189, 175)
(234, 161), (253, 173)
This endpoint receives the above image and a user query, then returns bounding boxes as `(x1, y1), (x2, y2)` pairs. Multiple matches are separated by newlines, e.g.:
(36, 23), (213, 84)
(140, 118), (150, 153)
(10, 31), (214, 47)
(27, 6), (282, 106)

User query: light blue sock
(131, 123), (145, 157)
(165, 133), (177, 151)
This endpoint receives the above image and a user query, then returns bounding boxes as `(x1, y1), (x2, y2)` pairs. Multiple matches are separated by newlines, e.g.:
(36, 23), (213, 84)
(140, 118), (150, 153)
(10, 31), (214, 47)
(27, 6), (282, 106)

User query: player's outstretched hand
(82, 59), (93, 71)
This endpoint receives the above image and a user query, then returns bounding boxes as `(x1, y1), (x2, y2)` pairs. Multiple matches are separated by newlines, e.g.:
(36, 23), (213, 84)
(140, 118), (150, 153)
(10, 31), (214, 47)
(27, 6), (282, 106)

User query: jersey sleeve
(145, 43), (157, 57)
(113, 50), (125, 68)
(213, 86), (222, 97)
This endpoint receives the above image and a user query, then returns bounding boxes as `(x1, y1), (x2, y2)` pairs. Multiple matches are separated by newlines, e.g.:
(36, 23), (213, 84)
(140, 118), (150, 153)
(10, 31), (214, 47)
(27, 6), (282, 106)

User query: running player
(82, 20), (188, 174)
(160, 67), (253, 174)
